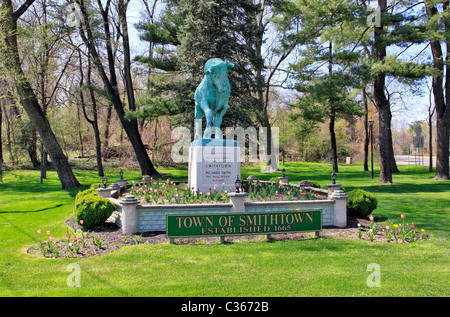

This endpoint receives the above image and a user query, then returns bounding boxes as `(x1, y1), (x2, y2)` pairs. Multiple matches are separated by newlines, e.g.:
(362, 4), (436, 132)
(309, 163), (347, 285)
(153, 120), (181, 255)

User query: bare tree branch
(14, 0), (35, 21)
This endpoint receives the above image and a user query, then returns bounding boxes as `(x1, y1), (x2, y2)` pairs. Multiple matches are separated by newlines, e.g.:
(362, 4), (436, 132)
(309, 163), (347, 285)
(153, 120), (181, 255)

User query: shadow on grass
(0, 204), (64, 214)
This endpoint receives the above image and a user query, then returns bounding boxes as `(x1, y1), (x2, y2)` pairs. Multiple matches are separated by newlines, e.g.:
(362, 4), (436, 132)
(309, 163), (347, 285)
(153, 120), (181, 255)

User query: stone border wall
(100, 179), (349, 235)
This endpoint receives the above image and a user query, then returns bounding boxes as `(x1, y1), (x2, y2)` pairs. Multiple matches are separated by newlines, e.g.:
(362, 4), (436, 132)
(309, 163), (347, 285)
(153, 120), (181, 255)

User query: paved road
(395, 155), (444, 166)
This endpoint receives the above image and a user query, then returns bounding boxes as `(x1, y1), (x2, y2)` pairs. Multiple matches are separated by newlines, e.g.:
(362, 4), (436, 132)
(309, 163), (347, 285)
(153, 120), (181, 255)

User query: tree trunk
(438, 0), (450, 180)
(88, 68), (104, 178)
(388, 107), (400, 173)
(0, 98), (14, 164)
(0, 98), (2, 164)
(79, 0), (159, 177)
(104, 104), (113, 148)
(425, 0), (449, 180)
(428, 88), (435, 173)
(363, 88), (369, 171)
(78, 51), (104, 177)
(435, 115), (449, 179)
(329, 113), (338, 173)
(27, 127), (39, 168)
(373, 0), (392, 183)
(0, 0), (81, 189)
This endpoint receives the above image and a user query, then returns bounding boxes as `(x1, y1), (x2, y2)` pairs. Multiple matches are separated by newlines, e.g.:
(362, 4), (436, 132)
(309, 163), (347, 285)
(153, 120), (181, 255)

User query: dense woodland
(0, 0), (449, 189)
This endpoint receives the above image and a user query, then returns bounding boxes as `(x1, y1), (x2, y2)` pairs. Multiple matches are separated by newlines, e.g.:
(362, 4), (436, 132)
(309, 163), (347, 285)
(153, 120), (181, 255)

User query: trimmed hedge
(347, 189), (377, 218)
(75, 188), (115, 229)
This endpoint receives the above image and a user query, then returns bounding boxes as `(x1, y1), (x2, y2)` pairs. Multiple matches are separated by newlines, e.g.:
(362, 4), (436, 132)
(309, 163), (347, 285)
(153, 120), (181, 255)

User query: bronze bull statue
(194, 58), (234, 140)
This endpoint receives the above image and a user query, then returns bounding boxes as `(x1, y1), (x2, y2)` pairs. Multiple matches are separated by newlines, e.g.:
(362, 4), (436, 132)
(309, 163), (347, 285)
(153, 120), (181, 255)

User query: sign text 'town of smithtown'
(166, 210), (322, 238)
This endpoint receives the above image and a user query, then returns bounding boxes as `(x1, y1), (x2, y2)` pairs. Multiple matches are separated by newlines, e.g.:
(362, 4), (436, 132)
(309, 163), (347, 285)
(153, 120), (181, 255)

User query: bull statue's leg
(213, 112), (223, 139)
(213, 103), (228, 139)
(203, 107), (213, 139)
(194, 102), (203, 140)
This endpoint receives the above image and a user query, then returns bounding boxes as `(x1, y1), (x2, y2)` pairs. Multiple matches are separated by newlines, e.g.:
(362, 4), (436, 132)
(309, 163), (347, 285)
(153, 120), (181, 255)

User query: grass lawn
(0, 163), (448, 297)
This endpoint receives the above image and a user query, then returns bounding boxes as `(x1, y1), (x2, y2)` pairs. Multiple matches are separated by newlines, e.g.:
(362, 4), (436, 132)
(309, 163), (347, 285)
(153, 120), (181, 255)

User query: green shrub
(268, 176), (281, 183)
(307, 180), (322, 189)
(75, 188), (97, 210)
(347, 189), (377, 218)
(90, 183), (104, 189)
(75, 188), (115, 228)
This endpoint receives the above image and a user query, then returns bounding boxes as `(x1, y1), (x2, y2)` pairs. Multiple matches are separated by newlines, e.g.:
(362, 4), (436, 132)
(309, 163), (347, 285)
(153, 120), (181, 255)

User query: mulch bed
(26, 216), (429, 259)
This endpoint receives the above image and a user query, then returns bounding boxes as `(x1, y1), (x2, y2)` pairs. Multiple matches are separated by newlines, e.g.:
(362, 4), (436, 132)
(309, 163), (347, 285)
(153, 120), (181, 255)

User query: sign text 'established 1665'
(166, 210), (322, 238)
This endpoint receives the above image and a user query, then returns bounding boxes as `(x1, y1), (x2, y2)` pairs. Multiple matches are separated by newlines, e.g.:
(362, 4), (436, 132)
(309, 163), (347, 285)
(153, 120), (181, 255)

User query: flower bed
(358, 213), (429, 243)
(126, 177), (327, 205)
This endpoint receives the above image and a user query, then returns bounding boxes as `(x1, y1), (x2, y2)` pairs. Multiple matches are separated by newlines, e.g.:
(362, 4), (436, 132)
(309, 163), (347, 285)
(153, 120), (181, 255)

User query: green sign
(166, 210), (322, 238)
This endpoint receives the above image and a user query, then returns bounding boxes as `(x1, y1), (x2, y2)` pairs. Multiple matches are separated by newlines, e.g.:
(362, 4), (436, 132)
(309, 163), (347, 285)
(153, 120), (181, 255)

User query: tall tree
(0, 0), (81, 189)
(76, 0), (160, 177)
(372, 0), (394, 183)
(77, 48), (104, 177)
(424, 0), (450, 180)
(276, 0), (363, 172)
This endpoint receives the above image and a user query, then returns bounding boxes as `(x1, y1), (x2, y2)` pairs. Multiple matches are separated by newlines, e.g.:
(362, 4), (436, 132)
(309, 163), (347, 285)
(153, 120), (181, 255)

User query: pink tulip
(369, 215), (374, 221)
(401, 214), (405, 218)
(37, 230), (41, 234)
(46, 231), (50, 235)
(74, 238), (78, 242)
(410, 225), (414, 229)
(80, 220), (84, 225)
(301, 193), (304, 196)
(65, 234), (70, 239)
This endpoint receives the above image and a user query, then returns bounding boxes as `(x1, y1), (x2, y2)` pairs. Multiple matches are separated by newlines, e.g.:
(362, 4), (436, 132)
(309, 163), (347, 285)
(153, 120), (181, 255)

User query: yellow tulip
(394, 224), (398, 228)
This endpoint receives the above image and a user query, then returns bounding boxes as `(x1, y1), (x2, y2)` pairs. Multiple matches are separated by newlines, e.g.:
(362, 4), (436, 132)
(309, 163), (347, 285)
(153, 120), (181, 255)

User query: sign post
(167, 210), (322, 241)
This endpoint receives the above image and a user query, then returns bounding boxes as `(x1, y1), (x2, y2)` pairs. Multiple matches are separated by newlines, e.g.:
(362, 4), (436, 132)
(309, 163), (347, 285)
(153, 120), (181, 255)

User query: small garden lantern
(331, 172), (336, 184)
(102, 175), (108, 188)
(282, 168), (286, 177)
(119, 170), (124, 180)
(235, 176), (241, 193)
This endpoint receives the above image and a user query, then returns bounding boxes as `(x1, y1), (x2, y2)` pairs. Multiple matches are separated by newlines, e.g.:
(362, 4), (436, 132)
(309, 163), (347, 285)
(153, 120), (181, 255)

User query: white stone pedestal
(188, 139), (241, 194)
(330, 189), (349, 228)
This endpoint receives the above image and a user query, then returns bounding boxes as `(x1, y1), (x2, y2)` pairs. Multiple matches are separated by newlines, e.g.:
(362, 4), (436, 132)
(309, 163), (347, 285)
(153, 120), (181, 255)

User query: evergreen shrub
(347, 189), (377, 218)
(75, 188), (115, 228)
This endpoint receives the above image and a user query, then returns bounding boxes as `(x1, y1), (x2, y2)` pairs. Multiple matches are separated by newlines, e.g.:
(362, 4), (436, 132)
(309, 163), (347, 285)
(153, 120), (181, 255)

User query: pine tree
(276, 0), (364, 172)
(133, 0), (263, 134)
(424, 0), (450, 180)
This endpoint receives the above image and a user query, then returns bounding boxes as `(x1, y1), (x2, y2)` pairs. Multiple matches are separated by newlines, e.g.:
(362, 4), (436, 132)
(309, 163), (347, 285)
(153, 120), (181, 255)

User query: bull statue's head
(204, 58), (235, 93)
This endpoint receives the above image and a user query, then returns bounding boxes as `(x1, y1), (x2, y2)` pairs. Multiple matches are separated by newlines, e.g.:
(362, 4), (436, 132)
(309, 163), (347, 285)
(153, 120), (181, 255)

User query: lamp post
(282, 168), (286, 177)
(102, 175), (108, 188)
(235, 176), (241, 193)
(119, 170), (124, 180)
(369, 118), (375, 179)
(331, 172), (336, 184)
